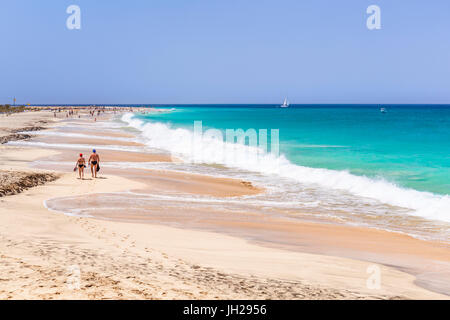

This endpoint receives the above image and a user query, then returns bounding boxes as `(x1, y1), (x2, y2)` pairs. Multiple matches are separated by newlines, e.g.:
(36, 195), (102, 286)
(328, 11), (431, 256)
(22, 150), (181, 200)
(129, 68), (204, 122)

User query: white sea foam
(43, 199), (94, 218)
(121, 113), (450, 223)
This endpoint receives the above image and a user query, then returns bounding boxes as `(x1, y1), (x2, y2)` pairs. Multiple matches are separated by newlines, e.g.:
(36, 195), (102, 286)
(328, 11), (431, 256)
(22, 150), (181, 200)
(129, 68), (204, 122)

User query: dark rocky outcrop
(0, 133), (32, 144)
(10, 126), (47, 133)
(0, 171), (59, 197)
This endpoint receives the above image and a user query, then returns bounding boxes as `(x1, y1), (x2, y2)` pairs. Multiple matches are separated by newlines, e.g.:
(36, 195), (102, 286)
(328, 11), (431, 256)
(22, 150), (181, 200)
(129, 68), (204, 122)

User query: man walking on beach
(89, 149), (100, 178)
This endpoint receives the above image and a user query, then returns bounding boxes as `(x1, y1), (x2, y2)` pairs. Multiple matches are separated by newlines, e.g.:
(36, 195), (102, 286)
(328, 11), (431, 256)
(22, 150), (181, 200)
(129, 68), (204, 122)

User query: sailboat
(280, 98), (290, 108)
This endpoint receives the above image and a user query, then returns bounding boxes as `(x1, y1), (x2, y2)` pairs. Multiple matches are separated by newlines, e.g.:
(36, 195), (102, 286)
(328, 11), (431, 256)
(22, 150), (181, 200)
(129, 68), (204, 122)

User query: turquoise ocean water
(132, 105), (449, 194)
(120, 105), (450, 237)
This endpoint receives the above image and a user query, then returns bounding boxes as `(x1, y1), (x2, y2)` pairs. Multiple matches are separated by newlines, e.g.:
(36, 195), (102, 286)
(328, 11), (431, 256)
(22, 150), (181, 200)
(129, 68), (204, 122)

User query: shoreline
(0, 109), (449, 299)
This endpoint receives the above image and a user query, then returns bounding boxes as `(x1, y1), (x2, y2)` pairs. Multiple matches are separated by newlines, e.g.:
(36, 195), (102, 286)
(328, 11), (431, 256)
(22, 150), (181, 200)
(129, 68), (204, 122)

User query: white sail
(281, 98), (289, 108)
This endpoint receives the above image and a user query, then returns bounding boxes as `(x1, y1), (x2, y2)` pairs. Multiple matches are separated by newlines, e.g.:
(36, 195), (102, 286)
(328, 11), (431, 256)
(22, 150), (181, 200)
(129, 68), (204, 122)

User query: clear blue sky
(1, 0), (449, 104)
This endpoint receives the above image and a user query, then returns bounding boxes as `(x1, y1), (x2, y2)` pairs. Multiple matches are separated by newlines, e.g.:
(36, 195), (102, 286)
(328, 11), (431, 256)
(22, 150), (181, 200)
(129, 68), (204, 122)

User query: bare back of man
(89, 149), (100, 178)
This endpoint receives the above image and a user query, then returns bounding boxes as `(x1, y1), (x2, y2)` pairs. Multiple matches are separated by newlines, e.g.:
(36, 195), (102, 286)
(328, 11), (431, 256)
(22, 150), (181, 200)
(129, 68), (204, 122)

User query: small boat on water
(280, 98), (290, 108)
(380, 107), (387, 113)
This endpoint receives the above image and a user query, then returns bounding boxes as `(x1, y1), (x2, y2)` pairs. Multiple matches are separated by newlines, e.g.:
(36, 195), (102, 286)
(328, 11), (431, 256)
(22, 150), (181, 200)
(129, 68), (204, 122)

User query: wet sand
(31, 136), (145, 148)
(45, 186), (450, 295)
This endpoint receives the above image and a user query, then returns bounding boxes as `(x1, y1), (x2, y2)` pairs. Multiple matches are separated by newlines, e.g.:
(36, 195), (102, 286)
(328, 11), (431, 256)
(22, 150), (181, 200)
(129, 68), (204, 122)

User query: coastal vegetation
(0, 104), (25, 114)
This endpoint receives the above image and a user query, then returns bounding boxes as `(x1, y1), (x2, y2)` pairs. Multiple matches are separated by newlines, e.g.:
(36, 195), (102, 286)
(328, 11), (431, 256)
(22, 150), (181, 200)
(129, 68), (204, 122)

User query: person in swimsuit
(75, 153), (86, 179)
(89, 149), (100, 178)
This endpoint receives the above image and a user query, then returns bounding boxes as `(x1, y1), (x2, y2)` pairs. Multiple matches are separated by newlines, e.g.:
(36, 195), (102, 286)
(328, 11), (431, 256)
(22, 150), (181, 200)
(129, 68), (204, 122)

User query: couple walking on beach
(75, 149), (100, 179)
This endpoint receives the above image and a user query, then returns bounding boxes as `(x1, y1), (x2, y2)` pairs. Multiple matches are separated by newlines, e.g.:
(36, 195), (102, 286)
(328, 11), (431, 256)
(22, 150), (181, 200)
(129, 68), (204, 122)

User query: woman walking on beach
(89, 149), (100, 178)
(75, 153), (86, 180)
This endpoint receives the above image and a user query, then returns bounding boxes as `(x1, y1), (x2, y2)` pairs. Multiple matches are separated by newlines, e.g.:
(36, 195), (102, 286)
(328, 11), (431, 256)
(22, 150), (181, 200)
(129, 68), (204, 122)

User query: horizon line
(11, 103), (450, 107)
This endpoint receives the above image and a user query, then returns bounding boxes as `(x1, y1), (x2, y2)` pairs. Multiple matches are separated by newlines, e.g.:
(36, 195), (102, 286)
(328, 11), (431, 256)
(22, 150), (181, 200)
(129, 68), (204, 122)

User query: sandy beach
(0, 108), (449, 300)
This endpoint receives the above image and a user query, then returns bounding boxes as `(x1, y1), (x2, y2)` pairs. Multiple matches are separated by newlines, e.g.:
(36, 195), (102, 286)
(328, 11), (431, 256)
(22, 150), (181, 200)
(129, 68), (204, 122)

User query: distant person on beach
(75, 153), (86, 179)
(89, 149), (100, 178)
